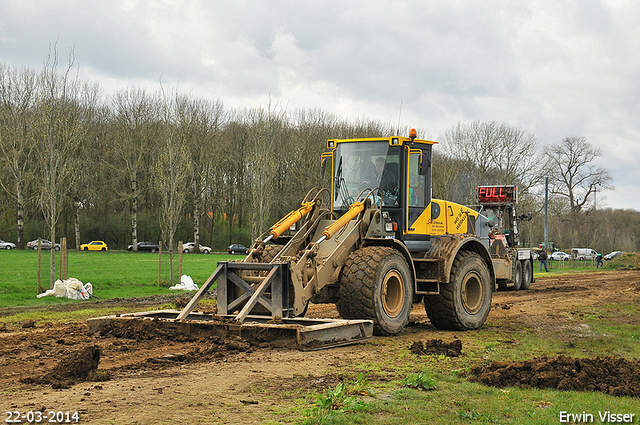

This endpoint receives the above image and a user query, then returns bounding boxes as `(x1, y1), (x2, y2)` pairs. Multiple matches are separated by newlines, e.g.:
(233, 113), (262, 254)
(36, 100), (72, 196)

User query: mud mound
(537, 285), (588, 293)
(469, 355), (640, 397)
(99, 318), (197, 341)
(173, 297), (190, 310)
(22, 345), (102, 389)
(410, 339), (462, 357)
(136, 338), (251, 369)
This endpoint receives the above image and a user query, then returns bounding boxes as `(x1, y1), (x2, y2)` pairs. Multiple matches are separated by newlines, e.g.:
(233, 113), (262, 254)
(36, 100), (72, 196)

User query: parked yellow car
(80, 241), (108, 251)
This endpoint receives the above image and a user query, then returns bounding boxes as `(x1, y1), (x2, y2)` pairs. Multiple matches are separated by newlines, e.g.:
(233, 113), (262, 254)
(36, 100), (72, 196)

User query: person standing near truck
(539, 248), (549, 272)
(596, 252), (604, 268)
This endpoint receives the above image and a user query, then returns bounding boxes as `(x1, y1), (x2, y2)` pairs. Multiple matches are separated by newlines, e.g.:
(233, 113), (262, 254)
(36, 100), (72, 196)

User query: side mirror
(418, 158), (429, 175)
(321, 157), (328, 178)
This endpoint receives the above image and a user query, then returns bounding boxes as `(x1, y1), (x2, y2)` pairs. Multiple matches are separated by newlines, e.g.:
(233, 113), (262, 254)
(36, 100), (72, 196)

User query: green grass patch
(0, 249), (241, 308)
(532, 252), (640, 278)
(292, 363), (640, 425)
(284, 290), (640, 424)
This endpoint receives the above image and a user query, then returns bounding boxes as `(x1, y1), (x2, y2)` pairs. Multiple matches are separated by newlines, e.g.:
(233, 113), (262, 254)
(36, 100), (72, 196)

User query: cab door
(403, 146), (431, 251)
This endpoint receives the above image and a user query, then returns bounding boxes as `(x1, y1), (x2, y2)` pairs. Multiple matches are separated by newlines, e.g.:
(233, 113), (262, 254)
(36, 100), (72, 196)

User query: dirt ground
(1, 270), (639, 424)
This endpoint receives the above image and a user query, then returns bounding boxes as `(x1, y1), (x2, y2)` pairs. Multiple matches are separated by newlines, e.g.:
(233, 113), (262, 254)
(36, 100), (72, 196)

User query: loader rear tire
(336, 246), (413, 335)
(423, 251), (491, 330)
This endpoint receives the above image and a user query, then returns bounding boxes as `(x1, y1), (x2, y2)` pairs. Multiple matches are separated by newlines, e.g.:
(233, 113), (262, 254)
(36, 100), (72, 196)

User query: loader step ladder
(413, 258), (443, 295)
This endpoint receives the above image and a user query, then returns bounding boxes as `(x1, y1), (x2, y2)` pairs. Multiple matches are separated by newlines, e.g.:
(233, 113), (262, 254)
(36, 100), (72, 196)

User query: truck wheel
(512, 260), (522, 290)
(520, 260), (532, 290)
(423, 251), (492, 330)
(336, 246), (413, 335)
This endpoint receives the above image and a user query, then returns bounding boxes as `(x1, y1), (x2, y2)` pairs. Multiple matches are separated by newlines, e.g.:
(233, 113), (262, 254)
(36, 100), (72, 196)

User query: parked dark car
(127, 241), (160, 253)
(227, 244), (248, 254)
(27, 239), (60, 251)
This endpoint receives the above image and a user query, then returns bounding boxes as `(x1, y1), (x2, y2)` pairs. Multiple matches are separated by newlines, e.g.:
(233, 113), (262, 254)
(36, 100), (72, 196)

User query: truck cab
(470, 185), (535, 290)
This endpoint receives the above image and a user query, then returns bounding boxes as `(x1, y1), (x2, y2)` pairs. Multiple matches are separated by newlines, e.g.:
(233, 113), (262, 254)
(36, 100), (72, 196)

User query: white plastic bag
(37, 278), (93, 300)
(169, 274), (199, 291)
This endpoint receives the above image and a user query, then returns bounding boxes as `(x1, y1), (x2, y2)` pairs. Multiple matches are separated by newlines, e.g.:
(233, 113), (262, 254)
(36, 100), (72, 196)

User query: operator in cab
(361, 157), (397, 193)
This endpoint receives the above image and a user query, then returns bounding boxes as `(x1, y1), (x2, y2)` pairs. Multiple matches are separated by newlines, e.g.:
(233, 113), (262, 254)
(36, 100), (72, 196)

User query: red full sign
(477, 186), (516, 204)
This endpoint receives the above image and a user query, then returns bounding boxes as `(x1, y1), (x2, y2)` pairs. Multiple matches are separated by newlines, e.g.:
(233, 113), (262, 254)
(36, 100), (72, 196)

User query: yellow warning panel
(409, 200), (478, 236)
(446, 202), (477, 234)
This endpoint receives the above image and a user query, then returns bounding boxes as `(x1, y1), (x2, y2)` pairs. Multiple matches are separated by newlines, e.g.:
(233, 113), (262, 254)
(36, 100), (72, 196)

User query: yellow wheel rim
(382, 270), (404, 317)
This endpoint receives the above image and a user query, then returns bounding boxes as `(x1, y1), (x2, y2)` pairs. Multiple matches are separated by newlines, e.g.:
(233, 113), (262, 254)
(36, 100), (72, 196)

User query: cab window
(408, 151), (427, 207)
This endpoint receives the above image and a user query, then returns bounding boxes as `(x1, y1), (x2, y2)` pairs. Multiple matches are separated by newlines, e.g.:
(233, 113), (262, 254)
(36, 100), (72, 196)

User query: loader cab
(325, 132), (435, 251)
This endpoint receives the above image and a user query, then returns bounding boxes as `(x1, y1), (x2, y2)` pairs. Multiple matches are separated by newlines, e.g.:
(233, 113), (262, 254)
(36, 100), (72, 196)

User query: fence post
(178, 240), (183, 284)
(158, 241), (162, 287)
(59, 237), (68, 280)
(37, 238), (43, 294)
(63, 237), (68, 279)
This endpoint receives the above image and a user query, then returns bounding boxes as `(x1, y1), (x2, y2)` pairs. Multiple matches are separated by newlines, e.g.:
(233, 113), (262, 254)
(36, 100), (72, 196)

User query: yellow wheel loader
(193, 129), (537, 331)
(89, 130), (533, 348)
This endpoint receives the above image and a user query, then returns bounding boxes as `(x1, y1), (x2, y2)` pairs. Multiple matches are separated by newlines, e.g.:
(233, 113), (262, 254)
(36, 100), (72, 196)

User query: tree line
(1, 59), (638, 284)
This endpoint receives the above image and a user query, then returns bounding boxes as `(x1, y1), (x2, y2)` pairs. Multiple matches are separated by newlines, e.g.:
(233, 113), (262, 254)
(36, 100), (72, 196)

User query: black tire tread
(262, 244), (284, 263)
(336, 246), (410, 335)
(423, 251), (490, 331)
(512, 260), (522, 291)
(521, 259), (532, 290)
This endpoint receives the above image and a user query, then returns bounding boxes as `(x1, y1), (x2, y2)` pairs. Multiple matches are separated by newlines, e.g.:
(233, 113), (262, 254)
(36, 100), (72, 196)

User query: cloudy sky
(1, 0), (638, 210)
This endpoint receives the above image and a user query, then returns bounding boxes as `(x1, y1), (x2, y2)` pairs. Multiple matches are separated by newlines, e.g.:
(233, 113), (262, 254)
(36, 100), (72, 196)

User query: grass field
(0, 249), (629, 309)
(0, 249), (243, 308)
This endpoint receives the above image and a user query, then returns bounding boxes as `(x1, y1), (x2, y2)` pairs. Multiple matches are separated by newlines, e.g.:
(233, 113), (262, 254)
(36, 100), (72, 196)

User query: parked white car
(182, 242), (211, 254)
(0, 239), (16, 249)
(550, 251), (571, 261)
(604, 251), (625, 260)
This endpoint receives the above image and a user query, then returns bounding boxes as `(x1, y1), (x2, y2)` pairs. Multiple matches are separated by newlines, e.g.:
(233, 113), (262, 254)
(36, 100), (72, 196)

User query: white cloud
(1, 0), (639, 209)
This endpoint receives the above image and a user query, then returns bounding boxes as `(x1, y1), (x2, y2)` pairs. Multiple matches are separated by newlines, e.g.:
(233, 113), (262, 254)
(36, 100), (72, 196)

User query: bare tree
(32, 48), (99, 286)
(110, 88), (160, 251)
(0, 64), (37, 249)
(183, 97), (224, 253)
(545, 136), (613, 246)
(155, 90), (192, 283)
(215, 118), (251, 247)
(71, 103), (111, 250)
(246, 100), (287, 240)
(440, 120), (543, 203)
(546, 136), (613, 214)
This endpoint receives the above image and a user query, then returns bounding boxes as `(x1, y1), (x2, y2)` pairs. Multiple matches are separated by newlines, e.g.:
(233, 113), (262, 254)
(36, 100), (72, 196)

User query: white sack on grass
(37, 278), (93, 300)
(169, 274), (199, 291)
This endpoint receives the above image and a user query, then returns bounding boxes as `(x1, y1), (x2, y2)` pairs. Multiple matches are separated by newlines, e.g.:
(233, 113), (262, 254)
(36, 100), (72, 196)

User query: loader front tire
(423, 251), (491, 331)
(262, 244), (283, 263)
(336, 246), (413, 335)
